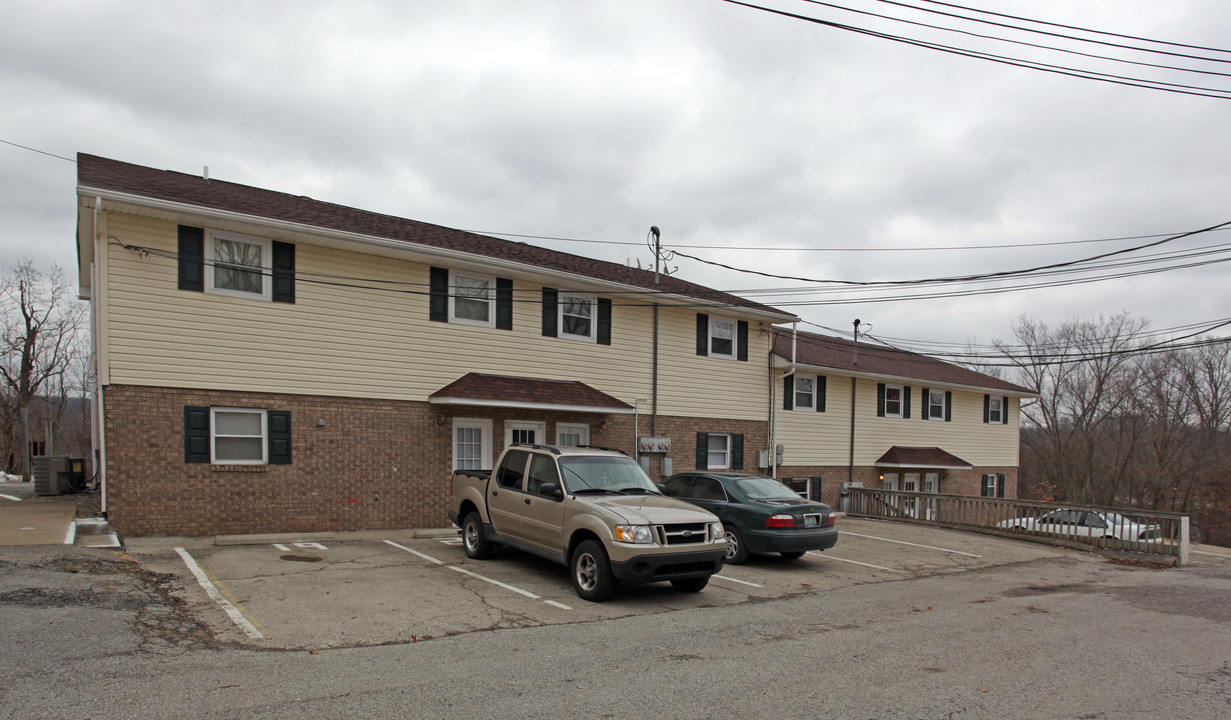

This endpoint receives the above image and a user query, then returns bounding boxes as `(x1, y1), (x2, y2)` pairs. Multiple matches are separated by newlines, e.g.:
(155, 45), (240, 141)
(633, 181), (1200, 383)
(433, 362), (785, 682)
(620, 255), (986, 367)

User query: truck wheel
(670, 576), (709, 593)
(571, 540), (616, 602)
(724, 526), (749, 564)
(461, 512), (493, 560)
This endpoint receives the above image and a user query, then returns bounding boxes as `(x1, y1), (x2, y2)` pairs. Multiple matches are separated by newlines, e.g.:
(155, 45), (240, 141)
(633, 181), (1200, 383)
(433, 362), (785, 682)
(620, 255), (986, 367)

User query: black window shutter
(597, 298), (612, 345)
(542, 288), (558, 337)
(983, 395), (991, 424)
(184, 406), (210, 463)
(876, 383), (886, 417)
(737, 320), (748, 361)
(732, 434), (744, 470)
(944, 391), (953, 422)
(921, 388), (930, 420)
(496, 278), (513, 330)
(268, 410), (292, 465)
(696, 314), (708, 356)
(429, 267), (448, 322)
(817, 376), (827, 413)
(1003, 397), (1010, 425)
(981, 474), (992, 497)
(784, 375), (795, 410)
(997, 473), (1006, 498)
(178, 226), (204, 292)
(695, 432), (709, 470)
(272, 241), (295, 303)
(903, 386), (912, 419)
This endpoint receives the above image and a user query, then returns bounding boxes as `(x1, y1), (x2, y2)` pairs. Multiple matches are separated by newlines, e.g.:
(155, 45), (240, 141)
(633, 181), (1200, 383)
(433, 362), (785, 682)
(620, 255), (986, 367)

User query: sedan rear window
(734, 476), (800, 500)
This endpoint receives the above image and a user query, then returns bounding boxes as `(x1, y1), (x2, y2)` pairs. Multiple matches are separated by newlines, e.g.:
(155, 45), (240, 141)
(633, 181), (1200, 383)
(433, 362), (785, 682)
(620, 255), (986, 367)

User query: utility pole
(848, 319), (861, 485)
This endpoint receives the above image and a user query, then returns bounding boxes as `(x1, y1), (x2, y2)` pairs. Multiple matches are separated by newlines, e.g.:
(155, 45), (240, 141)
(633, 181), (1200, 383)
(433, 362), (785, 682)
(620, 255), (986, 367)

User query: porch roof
(428, 373), (634, 414)
(875, 446), (973, 470)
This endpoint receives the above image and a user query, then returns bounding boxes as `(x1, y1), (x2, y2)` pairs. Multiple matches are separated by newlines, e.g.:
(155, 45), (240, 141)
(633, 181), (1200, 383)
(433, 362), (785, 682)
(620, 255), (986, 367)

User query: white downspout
(92, 197), (108, 517)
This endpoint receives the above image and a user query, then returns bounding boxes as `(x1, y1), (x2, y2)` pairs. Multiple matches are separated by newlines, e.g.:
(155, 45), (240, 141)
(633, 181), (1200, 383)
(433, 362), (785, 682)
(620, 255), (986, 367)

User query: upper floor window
(450, 272), (495, 327)
(927, 390), (946, 420)
(795, 376), (816, 411)
(709, 317), (736, 359)
(988, 397), (1002, 423)
(207, 232), (271, 300)
(560, 293), (595, 341)
(884, 385), (904, 418)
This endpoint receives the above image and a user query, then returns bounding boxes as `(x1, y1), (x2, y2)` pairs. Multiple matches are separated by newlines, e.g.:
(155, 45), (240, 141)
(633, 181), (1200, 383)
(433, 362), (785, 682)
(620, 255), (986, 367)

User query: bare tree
(0, 262), (86, 479)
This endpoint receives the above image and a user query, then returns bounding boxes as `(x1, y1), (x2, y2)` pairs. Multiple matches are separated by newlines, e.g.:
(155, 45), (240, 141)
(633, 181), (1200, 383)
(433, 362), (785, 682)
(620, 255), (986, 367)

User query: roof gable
(77, 153), (793, 320)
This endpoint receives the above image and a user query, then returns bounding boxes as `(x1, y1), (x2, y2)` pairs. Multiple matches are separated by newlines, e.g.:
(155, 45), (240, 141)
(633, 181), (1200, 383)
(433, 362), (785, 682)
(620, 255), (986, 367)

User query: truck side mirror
(539, 482), (564, 500)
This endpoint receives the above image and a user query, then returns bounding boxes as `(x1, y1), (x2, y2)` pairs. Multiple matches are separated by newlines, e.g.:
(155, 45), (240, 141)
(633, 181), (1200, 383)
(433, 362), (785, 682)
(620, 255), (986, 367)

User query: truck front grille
(658, 523), (711, 546)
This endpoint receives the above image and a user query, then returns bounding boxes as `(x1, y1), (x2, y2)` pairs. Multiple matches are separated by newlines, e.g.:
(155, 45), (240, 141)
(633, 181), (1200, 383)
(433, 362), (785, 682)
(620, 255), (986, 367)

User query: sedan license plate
(804, 514), (821, 528)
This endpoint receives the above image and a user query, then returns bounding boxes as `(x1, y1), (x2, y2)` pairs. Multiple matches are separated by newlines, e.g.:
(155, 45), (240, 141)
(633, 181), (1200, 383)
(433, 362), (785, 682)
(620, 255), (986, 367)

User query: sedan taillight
(765, 514), (796, 528)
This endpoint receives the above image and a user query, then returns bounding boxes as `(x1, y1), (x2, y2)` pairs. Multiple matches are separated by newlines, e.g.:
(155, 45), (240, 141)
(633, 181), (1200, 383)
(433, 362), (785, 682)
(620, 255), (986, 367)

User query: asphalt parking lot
(126, 517), (1090, 650)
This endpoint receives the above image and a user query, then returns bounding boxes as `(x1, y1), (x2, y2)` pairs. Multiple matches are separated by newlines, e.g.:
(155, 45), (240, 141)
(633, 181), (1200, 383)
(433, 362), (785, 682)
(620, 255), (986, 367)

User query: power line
(671, 219), (1231, 287)
(722, 1), (1231, 99)
(0, 139), (75, 163)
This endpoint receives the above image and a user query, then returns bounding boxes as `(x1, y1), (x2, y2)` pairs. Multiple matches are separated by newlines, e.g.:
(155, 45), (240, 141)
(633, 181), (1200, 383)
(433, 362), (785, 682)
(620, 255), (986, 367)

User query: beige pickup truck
(447, 444), (727, 602)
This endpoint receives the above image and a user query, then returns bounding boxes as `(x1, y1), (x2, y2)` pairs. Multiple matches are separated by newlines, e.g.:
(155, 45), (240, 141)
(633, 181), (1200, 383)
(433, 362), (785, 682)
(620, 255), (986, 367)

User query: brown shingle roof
(429, 373), (633, 413)
(875, 446), (972, 469)
(78, 153), (793, 319)
(774, 328), (1035, 395)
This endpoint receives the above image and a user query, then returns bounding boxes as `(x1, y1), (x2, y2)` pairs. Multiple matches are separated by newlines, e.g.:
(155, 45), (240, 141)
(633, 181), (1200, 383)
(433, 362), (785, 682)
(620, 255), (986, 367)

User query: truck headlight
(615, 525), (654, 544)
(712, 522), (725, 540)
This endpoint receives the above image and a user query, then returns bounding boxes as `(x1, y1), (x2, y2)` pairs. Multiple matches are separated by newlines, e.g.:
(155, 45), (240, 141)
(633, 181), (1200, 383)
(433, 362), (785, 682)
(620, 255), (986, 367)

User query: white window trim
(448, 270), (496, 328)
(505, 421), (546, 448)
(210, 407), (267, 465)
(206, 231), (272, 301)
(452, 418), (492, 471)
(558, 292), (597, 342)
(794, 375), (817, 412)
(927, 390), (946, 421)
(556, 423), (590, 447)
(884, 384), (904, 419)
(982, 473), (1002, 497)
(707, 432), (731, 470)
(988, 397), (1003, 424)
(708, 316), (736, 360)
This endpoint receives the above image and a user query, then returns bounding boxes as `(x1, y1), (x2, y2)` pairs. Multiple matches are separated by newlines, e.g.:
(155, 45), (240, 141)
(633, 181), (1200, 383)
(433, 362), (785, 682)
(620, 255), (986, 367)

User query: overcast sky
(3, 0), (1229, 354)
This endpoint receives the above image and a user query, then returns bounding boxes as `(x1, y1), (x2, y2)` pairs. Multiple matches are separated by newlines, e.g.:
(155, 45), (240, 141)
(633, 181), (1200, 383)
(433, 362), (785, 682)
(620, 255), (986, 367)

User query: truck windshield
(558, 456), (660, 495)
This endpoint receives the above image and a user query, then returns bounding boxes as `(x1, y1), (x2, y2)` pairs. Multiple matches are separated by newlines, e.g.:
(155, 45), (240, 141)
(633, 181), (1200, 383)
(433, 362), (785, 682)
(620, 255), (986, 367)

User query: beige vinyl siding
(102, 214), (767, 416)
(777, 375), (1020, 467)
(653, 309), (771, 421)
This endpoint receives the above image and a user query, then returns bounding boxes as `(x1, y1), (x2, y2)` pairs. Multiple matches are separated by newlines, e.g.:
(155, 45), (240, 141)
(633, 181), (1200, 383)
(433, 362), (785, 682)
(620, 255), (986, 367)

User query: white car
(998, 509), (1162, 541)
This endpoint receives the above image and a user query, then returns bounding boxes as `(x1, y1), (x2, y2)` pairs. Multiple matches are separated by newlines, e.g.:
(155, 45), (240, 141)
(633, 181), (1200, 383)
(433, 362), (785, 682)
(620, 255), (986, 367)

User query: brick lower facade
(102, 384), (769, 537)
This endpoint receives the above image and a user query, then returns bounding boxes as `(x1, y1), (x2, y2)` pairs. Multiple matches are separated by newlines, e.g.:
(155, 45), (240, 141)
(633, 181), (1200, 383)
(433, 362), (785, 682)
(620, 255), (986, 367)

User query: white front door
(923, 472), (939, 520)
(505, 421), (545, 448)
(903, 473), (920, 518)
(556, 423), (589, 447)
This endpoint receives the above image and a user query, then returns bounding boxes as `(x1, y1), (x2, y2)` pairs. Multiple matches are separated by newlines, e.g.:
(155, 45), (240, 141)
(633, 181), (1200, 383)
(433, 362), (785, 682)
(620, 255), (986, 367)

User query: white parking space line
(383, 540), (445, 565)
(273, 543), (290, 552)
(711, 573), (763, 588)
(0, 493), (21, 502)
(840, 531), (982, 558)
(814, 552), (899, 571)
(175, 547), (267, 640)
(448, 565), (542, 599)
(1192, 549), (1231, 559)
(385, 539), (573, 609)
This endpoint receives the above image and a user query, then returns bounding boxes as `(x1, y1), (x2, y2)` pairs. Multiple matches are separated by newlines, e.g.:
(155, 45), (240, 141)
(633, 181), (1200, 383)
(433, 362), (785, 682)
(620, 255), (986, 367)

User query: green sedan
(661, 472), (838, 564)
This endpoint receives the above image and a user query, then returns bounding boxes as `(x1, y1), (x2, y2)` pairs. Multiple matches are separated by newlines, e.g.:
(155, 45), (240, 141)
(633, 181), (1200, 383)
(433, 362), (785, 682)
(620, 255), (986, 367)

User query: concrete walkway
(0, 498), (77, 545)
